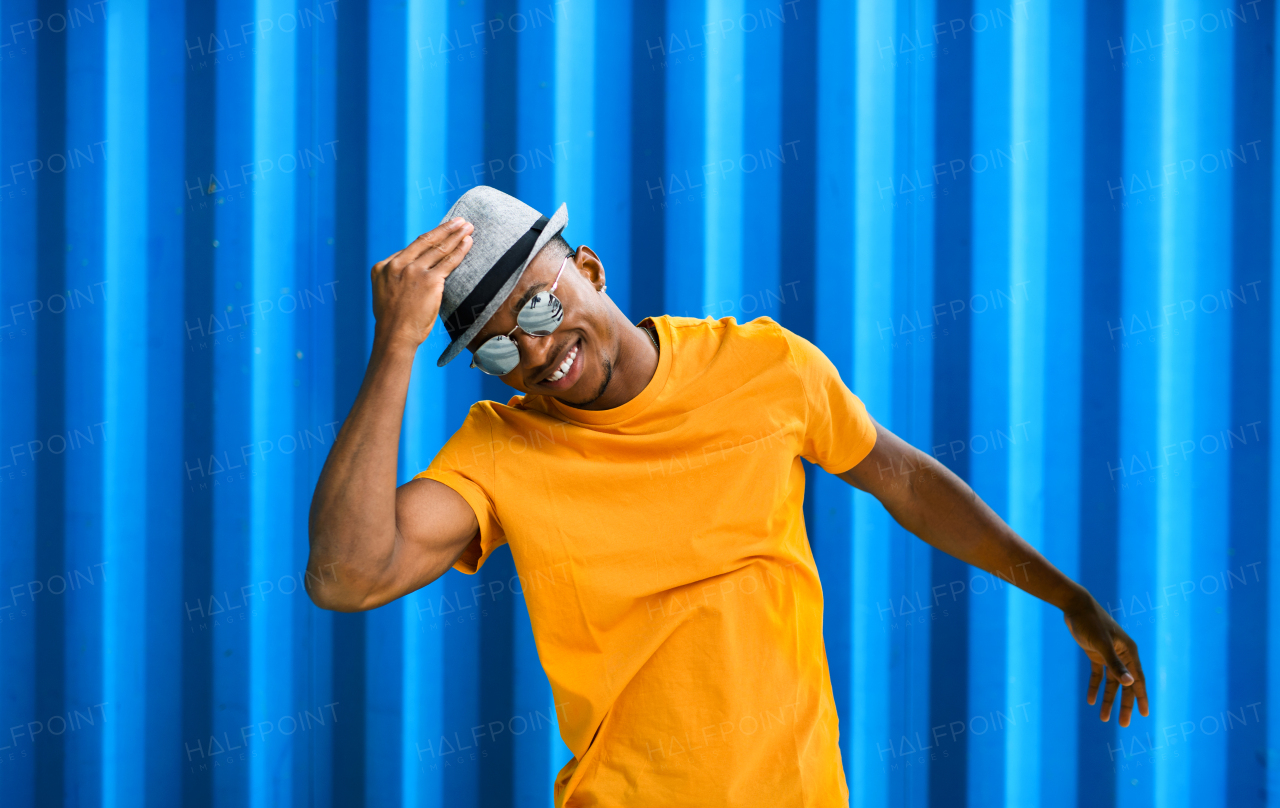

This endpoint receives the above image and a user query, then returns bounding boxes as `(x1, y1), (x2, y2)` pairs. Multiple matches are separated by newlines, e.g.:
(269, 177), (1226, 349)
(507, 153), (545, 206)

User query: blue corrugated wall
(0, 1), (1273, 806)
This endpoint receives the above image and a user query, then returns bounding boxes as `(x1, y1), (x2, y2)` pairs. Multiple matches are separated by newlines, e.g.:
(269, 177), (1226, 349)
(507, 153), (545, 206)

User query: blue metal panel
(1078, 1), (1124, 805)
(628, 1), (666, 323)
(1, 2), (41, 808)
(209, 2), (256, 805)
(967, 5), (1012, 804)
(1271, 10), (1280, 800)
(592, 1), (632, 319)
(179, 1), (219, 805)
(1227, 7), (1271, 807)
(893, 3), (936, 807)
(249, 3), (298, 806)
(1040, 2), (1085, 807)
(703, 0), (743, 317)
(663, 0), (706, 319)
(738, 1), (780, 319)
(143, 5), (188, 806)
(2, 1), (1276, 806)
(929, 1), (975, 804)
(64, 4), (107, 803)
(103, 2), (149, 805)
(1005, 0), (1047, 802)
(1120, 2), (1174, 805)
(853, 4), (895, 808)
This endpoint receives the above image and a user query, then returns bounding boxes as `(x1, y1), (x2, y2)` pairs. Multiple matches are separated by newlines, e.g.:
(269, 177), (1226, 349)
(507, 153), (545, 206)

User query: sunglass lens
(473, 334), (520, 376)
(517, 291), (563, 337)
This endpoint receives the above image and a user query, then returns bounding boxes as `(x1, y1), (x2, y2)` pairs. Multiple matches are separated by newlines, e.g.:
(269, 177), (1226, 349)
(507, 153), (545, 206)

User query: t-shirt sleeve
(412, 404), (507, 574)
(781, 327), (878, 474)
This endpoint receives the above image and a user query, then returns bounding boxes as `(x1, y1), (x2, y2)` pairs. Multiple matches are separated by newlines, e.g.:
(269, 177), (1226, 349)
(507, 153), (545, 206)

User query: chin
(565, 358), (612, 407)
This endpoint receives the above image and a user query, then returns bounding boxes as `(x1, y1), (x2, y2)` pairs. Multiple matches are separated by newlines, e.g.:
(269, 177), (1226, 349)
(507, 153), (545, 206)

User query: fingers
(1117, 636), (1150, 717)
(421, 234), (473, 280)
(1133, 674), (1150, 718)
(1118, 682), (1136, 727)
(1086, 661), (1103, 706)
(370, 220), (473, 304)
(412, 224), (473, 275)
(374, 218), (470, 277)
(1103, 639), (1134, 686)
(400, 218), (470, 265)
(1099, 674), (1120, 722)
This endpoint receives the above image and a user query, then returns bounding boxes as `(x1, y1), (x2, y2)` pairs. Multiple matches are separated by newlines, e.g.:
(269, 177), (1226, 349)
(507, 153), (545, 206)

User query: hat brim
(436, 202), (569, 368)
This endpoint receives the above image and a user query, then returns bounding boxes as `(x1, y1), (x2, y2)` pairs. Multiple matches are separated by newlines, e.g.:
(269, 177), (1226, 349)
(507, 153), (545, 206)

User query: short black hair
(547, 233), (575, 261)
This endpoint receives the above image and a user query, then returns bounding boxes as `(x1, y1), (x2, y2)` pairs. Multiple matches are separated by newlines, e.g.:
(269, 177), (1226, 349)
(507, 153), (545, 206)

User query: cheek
(574, 304), (609, 342)
(586, 337), (614, 377)
(502, 369), (530, 391)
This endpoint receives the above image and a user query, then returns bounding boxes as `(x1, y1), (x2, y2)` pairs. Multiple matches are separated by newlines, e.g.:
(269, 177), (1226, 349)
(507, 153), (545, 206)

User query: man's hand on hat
(371, 217), (474, 350)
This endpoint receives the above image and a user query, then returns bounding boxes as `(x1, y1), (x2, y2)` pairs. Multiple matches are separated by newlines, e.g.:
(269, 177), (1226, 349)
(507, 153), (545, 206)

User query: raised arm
(307, 219), (480, 612)
(837, 420), (1150, 727)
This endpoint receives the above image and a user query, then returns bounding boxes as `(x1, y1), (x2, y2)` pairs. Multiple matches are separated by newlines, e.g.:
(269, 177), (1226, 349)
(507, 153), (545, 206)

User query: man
(307, 187), (1148, 807)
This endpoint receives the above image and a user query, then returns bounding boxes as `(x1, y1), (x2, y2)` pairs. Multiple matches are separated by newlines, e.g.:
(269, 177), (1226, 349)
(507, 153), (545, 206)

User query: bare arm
(838, 420), (1150, 727)
(306, 219), (480, 612)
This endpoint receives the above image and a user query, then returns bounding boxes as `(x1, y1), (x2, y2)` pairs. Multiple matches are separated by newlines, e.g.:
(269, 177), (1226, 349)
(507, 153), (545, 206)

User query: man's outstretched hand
(839, 422), (1153, 727)
(1062, 595), (1150, 727)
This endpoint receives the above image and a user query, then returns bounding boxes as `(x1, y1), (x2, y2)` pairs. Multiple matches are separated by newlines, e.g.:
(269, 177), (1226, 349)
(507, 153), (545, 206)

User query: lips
(545, 343), (579, 382)
(536, 337), (583, 389)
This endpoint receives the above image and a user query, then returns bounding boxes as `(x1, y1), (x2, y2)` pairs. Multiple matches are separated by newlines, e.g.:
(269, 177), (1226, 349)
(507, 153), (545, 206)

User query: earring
(600, 285), (607, 293)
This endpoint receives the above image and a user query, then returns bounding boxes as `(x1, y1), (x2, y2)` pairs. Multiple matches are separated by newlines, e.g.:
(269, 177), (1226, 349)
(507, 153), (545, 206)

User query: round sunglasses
(470, 255), (570, 376)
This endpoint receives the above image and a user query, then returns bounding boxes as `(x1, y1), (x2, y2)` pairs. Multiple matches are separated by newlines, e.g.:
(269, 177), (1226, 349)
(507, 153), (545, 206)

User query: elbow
(306, 518), (388, 611)
(306, 579), (364, 612)
(303, 547), (381, 613)
(304, 562), (364, 612)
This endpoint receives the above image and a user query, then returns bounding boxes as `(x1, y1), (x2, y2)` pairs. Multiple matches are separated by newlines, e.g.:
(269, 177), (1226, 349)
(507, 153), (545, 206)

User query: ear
(574, 245), (605, 292)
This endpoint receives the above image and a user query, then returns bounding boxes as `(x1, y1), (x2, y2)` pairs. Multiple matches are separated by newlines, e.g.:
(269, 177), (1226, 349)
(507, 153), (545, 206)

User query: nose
(513, 330), (557, 372)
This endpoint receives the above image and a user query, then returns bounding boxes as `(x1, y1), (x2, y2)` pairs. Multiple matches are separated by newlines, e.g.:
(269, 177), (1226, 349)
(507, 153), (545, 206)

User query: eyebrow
(472, 281), (550, 347)
(509, 282), (548, 316)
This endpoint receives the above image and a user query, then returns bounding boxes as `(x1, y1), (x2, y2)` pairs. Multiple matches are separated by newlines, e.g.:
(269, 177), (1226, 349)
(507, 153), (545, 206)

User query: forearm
(307, 329), (417, 607)
(839, 421), (1148, 722)
(850, 445), (1088, 612)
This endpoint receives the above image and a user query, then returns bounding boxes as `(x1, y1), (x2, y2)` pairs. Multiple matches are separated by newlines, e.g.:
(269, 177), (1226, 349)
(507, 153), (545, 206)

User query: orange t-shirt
(414, 315), (877, 807)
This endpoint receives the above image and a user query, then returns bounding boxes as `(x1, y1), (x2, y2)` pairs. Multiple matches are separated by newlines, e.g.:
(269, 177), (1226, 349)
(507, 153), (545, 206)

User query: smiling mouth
(544, 341), (580, 383)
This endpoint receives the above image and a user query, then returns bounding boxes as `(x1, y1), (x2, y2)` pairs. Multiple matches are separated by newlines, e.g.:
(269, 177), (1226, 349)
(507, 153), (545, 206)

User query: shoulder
(647, 315), (798, 398)
(452, 400), (515, 440)
(654, 313), (782, 335)
(655, 314), (791, 359)
(461, 400), (500, 426)
(705, 317), (842, 396)
(468, 396), (573, 440)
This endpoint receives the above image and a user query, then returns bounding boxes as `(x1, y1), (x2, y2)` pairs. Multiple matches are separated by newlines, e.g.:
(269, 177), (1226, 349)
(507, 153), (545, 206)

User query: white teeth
(546, 345), (578, 383)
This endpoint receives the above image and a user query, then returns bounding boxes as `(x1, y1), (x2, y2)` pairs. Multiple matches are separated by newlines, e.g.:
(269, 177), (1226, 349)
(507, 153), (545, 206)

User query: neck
(558, 311), (659, 411)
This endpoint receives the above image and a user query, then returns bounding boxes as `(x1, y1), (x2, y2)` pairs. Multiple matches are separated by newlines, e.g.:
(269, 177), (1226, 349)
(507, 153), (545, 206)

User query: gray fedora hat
(436, 186), (568, 367)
